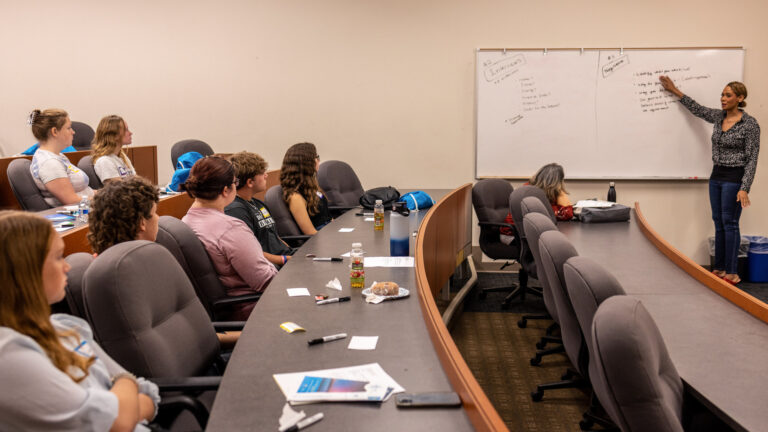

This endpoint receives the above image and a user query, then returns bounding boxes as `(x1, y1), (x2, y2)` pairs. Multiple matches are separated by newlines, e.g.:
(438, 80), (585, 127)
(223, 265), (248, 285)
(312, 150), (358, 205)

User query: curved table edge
(415, 184), (509, 432)
(634, 201), (768, 324)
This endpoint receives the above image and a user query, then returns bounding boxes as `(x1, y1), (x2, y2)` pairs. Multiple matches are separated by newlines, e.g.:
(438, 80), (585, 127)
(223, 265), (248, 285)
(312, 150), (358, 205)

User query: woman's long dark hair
(280, 142), (322, 214)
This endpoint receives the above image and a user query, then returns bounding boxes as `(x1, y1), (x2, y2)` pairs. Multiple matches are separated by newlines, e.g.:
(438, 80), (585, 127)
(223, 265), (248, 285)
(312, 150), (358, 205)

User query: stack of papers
(574, 200), (615, 208)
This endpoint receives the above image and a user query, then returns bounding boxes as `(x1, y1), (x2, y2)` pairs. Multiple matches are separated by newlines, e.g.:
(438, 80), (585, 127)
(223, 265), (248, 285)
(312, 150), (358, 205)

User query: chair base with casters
(530, 343), (565, 366)
(499, 267), (545, 311)
(530, 374), (587, 402)
(578, 393), (619, 431)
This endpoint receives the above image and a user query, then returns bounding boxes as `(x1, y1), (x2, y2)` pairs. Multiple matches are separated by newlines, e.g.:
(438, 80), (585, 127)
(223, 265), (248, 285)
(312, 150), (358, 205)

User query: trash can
(708, 236), (749, 280)
(746, 236), (768, 283)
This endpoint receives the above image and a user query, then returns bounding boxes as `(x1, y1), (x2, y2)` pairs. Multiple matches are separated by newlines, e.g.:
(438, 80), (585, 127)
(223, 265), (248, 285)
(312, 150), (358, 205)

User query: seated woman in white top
(0, 211), (159, 431)
(28, 109), (93, 206)
(92, 115), (136, 183)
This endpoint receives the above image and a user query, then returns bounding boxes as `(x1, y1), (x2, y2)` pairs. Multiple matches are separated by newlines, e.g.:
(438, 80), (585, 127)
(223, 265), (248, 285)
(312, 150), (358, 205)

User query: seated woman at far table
(529, 162), (574, 221)
(279, 142), (331, 235)
(91, 115), (136, 183)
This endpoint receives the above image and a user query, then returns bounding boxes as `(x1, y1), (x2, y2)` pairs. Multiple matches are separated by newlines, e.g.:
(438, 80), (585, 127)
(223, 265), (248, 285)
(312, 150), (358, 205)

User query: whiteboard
(475, 48), (745, 179)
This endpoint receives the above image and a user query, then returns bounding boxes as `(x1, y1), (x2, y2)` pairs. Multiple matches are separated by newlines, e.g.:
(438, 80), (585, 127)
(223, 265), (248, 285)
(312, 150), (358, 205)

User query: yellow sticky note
(280, 322), (305, 333)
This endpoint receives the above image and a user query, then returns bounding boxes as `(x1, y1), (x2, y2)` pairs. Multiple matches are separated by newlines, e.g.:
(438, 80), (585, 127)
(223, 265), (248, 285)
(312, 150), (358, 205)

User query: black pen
(316, 296), (351, 305)
(59, 223), (75, 228)
(355, 212), (374, 216)
(313, 257), (342, 262)
(307, 333), (348, 345)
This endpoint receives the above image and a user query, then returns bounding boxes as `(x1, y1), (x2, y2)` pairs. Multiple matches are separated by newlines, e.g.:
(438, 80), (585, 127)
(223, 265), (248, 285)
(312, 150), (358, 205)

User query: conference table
(559, 207), (768, 432)
(206, 189), (478, 431)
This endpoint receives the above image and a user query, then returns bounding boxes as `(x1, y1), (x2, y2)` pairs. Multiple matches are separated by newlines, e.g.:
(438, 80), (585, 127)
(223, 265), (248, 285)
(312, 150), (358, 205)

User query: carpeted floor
(449, 271), (593, 431)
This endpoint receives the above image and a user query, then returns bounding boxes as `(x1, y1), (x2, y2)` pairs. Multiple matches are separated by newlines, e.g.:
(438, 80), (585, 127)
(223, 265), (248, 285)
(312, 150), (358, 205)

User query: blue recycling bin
(746, 236), (768, 283)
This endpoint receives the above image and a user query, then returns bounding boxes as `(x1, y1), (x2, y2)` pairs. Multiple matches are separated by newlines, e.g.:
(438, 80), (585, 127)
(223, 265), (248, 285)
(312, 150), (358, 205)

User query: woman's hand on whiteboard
(659, 75), (683, 98)
(737, 190), (751, 208)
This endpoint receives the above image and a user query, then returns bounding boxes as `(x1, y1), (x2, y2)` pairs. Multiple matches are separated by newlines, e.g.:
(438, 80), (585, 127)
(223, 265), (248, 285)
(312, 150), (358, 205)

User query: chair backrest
(7, 158), (52, 211)
(520, 195), (555, 222)
(522, 212), (560, 322)
(171, 139), (214, 168)
(82, 240), (219, 378)
(264, 185), (303, 237)
(63, 252), (95, 320)
(71, 122), (95, 151)
(317, 160), (364, 208)
(591, 296), (684, 432)
(77, 155), (103, 190)
(509, 185), (553, 277)
(472, 179), (520, 260)
(155, 215), (229, 319)
(538, 230), (585, 374)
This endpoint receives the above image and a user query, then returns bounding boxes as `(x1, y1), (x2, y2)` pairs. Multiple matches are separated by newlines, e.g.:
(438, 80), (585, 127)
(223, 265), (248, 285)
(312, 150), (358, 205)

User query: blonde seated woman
(92, 115), (136, 183)
(0, 211), (159, 431)
(279, 142), (331, 235)
(28, 109), (93, 206)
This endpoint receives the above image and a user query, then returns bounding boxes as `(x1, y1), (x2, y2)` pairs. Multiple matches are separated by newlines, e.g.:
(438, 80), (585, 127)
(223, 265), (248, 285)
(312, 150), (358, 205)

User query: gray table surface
(206, 191), (474, 431)
(559, 213), (768, 432)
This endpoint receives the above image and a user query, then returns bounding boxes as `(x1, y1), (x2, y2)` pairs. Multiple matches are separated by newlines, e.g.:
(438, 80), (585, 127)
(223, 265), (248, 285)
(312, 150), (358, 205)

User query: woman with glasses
(279, 142), (332, 235)
(181, 156), (277, 320)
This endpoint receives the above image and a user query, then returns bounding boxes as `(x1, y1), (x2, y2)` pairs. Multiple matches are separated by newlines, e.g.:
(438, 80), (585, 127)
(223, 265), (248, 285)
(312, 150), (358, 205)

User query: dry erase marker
(313, 257), (342, 262)
(281, 412), (324, 432)
(355, 212), (374, 216)
(316, 296), (351, 305)
(307, 333), (348, 345)
(59, 223), (75, 228)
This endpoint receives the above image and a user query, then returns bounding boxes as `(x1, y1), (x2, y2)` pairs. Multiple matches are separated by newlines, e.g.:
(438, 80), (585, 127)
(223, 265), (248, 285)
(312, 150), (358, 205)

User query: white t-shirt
(30, 149), (94, 207)
(94, 153), (136, 181)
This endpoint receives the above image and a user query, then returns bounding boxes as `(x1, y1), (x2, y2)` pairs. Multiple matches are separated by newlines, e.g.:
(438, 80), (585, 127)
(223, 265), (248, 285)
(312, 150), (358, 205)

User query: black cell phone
(395, 392), (461, 408)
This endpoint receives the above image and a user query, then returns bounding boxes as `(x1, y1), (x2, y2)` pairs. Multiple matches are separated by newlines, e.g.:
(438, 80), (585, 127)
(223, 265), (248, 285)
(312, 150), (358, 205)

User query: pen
(307, 333), (348, 345)
(355, 212), (374, 216)
(56, 210), (76, 215)
(313, 257), (342, 262)
(282, 412), (324, 432)
(316, 296), (351, 305)
(59, 223), (75, 227)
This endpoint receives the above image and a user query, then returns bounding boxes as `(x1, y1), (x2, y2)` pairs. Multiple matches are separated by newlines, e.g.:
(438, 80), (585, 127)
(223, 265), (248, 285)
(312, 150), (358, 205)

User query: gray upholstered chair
(155, 215), (261, 321)
(7, 158), (52, 211)
(82, 240), (238, 428)
(471, 179), (522, 301)
(62, 252), (95, 319)
(171, 139), (214, 168)
(71, 121), (95, 151)
(77, 155), (103, 190)
(531, 230), (586, 400)
(591, 296), (684, 432)
(317, 160), (364, 216)
(264, 185), (311, 245)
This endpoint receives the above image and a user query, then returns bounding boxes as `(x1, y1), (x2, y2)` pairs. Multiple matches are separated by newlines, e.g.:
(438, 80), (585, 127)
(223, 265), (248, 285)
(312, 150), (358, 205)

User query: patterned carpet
(449, 272), (592, 431)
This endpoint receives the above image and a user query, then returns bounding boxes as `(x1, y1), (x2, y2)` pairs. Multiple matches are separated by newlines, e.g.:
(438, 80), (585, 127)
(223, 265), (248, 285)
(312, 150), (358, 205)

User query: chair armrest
(212, 321), (246, 332)
(478, 221), (514, 230)
(212, 293), (261, 309)
(281, 235), (311, 248)
(153, 376), (221, 392)
(155, 395), (210, 430)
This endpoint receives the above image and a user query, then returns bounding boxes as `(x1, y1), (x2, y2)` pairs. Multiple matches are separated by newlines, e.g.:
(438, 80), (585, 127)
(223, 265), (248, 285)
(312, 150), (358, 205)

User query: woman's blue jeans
(709, 179), (742, 274)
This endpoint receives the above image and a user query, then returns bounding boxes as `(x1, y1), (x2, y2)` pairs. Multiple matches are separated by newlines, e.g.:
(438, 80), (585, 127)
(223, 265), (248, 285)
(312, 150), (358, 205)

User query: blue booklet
(290, 375), (391, 402)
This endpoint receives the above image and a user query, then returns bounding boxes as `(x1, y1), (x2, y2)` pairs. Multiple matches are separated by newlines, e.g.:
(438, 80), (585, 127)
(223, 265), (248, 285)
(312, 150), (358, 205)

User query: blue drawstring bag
(21, 143), (77, 155)
(400, 191), (435, 211)
(166, 151), (204, 193)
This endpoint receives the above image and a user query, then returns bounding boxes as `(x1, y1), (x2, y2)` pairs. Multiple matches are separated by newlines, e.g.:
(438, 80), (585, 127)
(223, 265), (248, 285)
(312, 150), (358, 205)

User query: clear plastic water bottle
(350, 242), (365, 289)
(390, 202), (410, 256)
(78, 196), (90, 223)
(373, 199), (384, 232)
(607, 182), (616, 202)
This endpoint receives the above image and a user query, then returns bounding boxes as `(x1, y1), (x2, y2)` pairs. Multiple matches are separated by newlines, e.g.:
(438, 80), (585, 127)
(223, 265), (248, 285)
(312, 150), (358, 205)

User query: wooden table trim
(634, 201), (768, 324)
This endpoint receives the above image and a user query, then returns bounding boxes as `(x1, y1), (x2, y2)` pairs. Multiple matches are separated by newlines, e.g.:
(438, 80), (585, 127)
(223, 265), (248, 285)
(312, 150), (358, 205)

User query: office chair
(71, 121), (95, 151)
(155, 215), (261, 321)
(7, 158), (52, 211)
(76, 155), (104, 190)
(564, 256), (626, 431)
(317, 160), (364, 217)
(471, 179), (522, 301)
(60, 252), (95, 319)
(171, 139), (214, 168)
(264, 185), (311, 246)
(531, 230), (587, 401)
(82, 240), (242, 429)
(591, 296), (684, 432)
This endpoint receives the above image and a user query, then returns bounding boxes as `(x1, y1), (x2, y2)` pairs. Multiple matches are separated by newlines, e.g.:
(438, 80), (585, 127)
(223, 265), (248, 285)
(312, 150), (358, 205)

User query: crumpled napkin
(325, 277), (342, 291)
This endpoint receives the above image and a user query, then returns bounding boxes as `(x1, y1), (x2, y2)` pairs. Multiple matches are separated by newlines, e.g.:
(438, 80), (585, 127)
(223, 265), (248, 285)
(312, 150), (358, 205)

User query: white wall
(1, 0), (765, 263)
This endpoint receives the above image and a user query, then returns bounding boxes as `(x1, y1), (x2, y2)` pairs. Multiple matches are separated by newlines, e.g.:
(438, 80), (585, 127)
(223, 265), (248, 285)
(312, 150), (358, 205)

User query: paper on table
(273, 363), (404, 404)
(325, 277), (342, 291)
(364, 257), (414, 267)
(348, 336), (378, 350)
(574, 199), (615, 208)
(338, 227), (355, 232)
(364, 217), (374, 222)
(287, 288), (310, 297)
(278, 403), (306, 432)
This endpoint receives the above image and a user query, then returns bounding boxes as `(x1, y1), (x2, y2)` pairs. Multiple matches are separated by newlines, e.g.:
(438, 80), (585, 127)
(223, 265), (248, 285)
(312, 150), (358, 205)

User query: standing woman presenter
(660, 76), (760, 284)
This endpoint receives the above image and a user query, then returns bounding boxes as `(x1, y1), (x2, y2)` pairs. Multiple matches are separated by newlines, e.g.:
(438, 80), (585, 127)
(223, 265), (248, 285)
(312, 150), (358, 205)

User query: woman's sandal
(722, 276), (741, 285)
(712, 270), (726, 278)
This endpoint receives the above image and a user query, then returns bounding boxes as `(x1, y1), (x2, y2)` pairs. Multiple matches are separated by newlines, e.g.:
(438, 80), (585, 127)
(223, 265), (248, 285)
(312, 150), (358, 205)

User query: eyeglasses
(233, 178), (240, 187)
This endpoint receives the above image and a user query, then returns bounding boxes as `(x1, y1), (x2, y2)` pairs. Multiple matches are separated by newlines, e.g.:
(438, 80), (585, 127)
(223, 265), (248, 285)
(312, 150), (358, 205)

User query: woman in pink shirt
(181, 156), (277, 320)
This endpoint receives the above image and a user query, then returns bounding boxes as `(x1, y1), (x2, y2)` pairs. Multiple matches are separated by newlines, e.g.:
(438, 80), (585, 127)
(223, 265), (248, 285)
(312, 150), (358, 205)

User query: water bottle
(349, 242), (365, 289)
(390, 202), (410, 256)
(78, 196), (90, 223)
(373, 199), (384, 231)
(607, 182), (616, 202)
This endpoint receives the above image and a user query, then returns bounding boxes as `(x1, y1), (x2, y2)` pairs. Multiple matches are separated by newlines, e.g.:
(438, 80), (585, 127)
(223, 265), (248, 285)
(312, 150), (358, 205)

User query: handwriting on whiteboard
(483, 54), (526, 84)
(633, 67), (711, 113)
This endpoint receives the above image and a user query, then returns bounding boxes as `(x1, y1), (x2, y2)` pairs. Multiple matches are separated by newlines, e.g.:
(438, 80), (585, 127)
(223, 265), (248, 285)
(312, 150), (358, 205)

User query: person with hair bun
(280, 142), (331, 235)
(0, 211), (159, 431)
(28, 109), (93, 206)
(181, 156), (277, 320)
(92, 115), (136, 183)
(660, 76), (760, 284)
